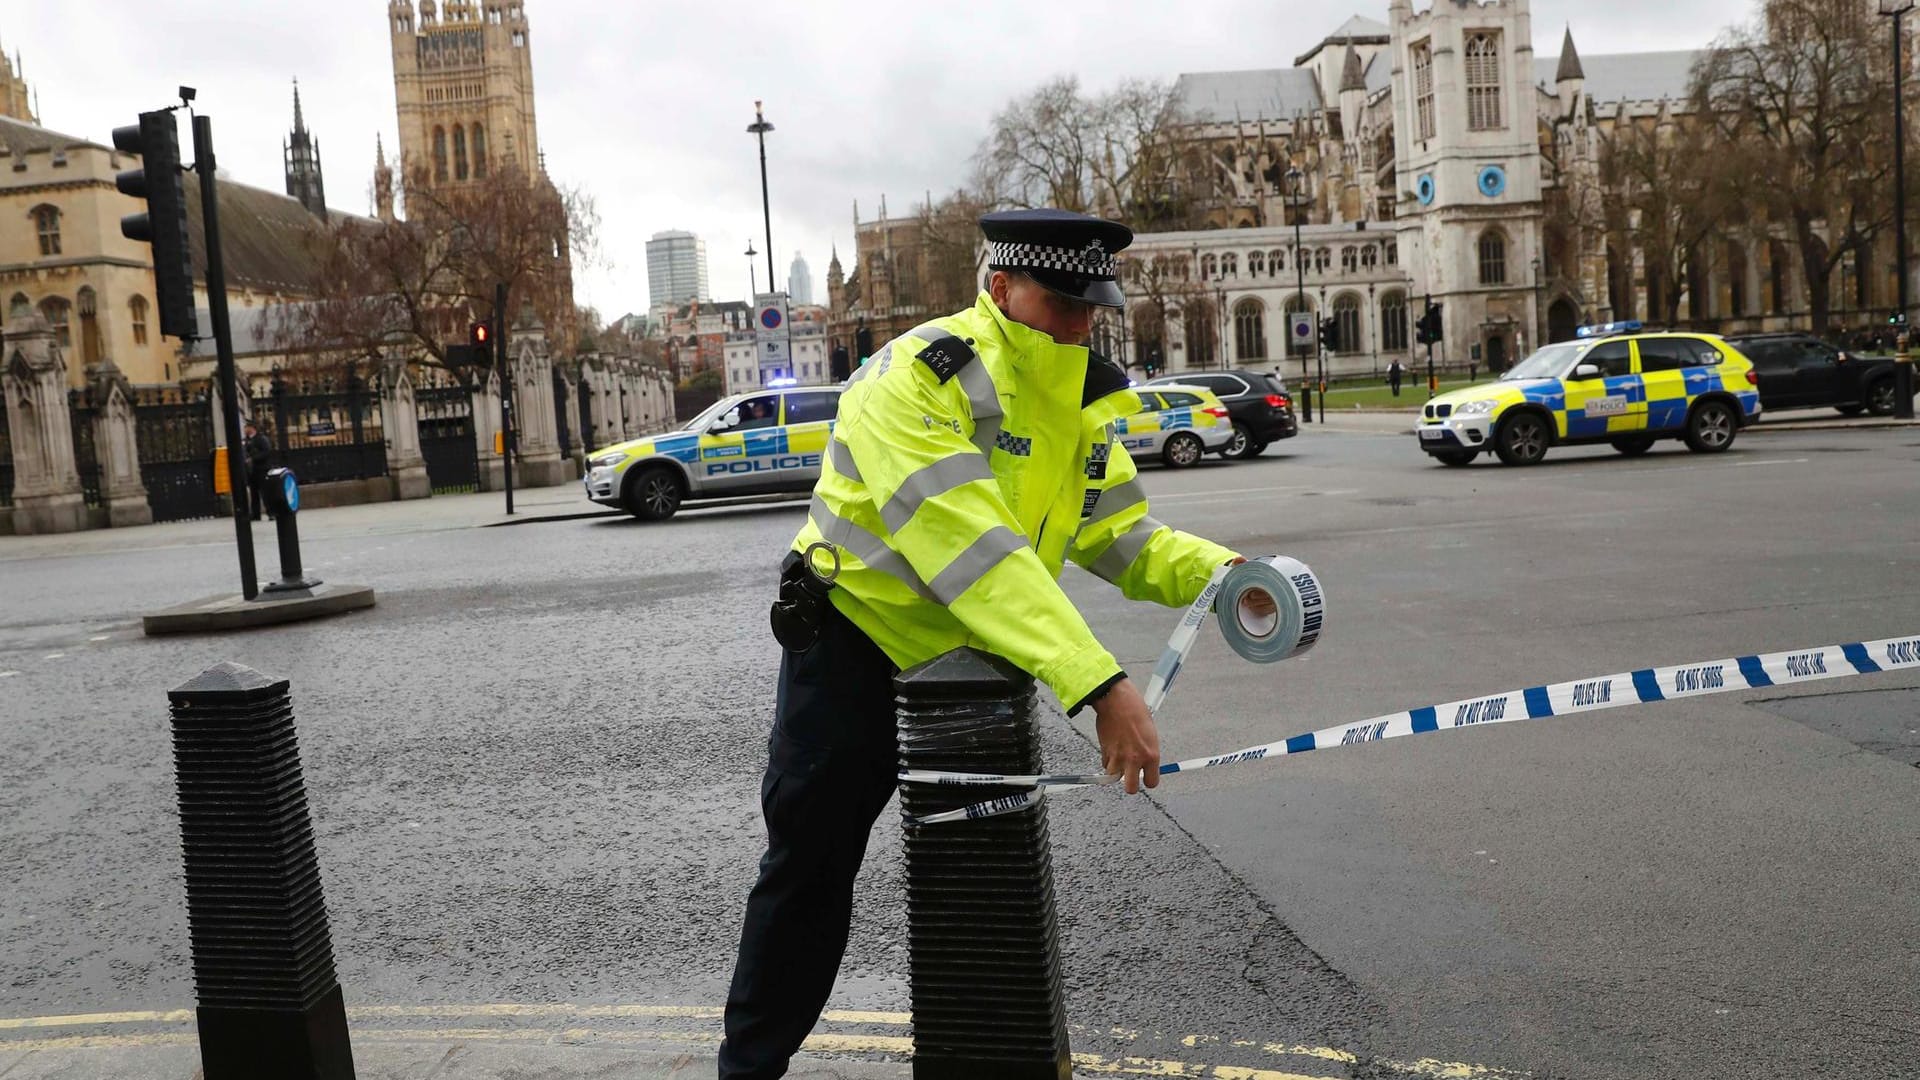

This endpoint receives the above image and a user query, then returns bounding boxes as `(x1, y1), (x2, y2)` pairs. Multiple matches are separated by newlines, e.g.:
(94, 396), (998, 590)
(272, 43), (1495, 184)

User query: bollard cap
(169, 660), (290, 703)
(894, 647), (1033, 696)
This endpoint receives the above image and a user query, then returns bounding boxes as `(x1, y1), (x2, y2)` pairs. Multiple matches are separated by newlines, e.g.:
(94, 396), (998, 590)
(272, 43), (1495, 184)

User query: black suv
(1141, 369), (1298, 458)
(1722, 332), (1909, 416)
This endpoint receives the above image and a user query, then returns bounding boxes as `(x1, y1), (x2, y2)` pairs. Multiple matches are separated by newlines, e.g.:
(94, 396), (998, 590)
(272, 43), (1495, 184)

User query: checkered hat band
(990, 240), (1115, 278)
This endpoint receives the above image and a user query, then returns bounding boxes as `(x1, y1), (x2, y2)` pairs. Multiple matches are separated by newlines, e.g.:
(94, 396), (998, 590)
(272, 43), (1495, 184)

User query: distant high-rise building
(648, 230), (709, 308)
(787, 251), (814, 306)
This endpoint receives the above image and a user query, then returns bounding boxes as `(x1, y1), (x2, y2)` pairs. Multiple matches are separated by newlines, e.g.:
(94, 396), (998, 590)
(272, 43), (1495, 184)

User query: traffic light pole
(1424, 294), (1437, 399)
(1894, 5), (1915, 419)
(496, 282), (513, 515)
(192, 114), (259, 600)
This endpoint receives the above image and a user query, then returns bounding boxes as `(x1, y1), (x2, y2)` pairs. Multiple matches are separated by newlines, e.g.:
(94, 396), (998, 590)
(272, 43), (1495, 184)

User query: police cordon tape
(899, 554), (1920, 827)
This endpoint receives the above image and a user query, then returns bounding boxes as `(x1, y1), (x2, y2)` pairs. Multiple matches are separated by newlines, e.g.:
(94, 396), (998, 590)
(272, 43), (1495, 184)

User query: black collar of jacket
(1082, 351), (1131, 408)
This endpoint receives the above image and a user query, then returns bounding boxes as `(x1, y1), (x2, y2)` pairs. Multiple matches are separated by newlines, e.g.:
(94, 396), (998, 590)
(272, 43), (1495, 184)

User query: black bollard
(167, 662), (355, 1080)
(260, 466), (321, 596)
(895, 648), (1072, 1080)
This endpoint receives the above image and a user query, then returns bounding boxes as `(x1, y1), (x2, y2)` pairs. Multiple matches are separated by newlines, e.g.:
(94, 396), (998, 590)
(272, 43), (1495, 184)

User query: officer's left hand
(1226, 557), (1279, 620)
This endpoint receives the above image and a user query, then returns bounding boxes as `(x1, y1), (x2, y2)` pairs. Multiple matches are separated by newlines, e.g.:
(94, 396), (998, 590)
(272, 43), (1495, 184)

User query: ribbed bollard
(895, 648), (1072, 1080)
(167, 662), (355, 1080)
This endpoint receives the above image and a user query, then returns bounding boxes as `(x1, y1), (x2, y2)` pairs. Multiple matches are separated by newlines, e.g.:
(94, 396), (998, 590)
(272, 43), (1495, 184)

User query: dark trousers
(719, 599), (900, 1080)
(247, 475), (267, 520)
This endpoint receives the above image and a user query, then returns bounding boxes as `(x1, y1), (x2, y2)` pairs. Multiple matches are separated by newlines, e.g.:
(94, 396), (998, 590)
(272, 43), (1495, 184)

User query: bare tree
(918, 190), (994, 313)
(1698, 0), (1894, 332)
(972, 76), (1207, 230)
(273, 162), (597, 372)
(1599, 109), (1735, 326)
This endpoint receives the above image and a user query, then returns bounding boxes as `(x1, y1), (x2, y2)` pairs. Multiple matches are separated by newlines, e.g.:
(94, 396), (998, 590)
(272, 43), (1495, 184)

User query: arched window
(32, 205), (62, 256)
(1314, 247), (1331, 273)
(453, 126), (469, 180)
(1478, 230), (1507, 286)
(1361, 245), (1379, 270)
(1465, 32), (1504, 131)
(1340, 246), (1358, 273)
(76, 286), (100, 366)
(1222, 252), (1238, 277)
(1284, 294), (1314, 357)
(8, 292), (29, 321)
(1248, 250), (1266, 277)
(1686, 247), (1711, 320)
(38, 296), (72, 349)
(1234, 297), (1267, 360)
(1607, 244), (1633, 319)
(1852, 241), (1871, 309)
(471, 123), (488, 178)
(1412, 41), (1436, 141)
(1201, 254), (1217, 279)
(1269, 249), (1285, 275)
(1384, 241), (1398, 266)
(1332, 293), (1362, 355)
(1183, 297), (1217, 369)
(432, 126), (449, 182)
(130, 295), (150, 346)
(1380, 290), (1408, 352)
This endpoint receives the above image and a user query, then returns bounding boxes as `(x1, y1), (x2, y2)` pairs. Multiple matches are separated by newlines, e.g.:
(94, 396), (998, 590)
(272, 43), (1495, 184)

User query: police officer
(722, 209), (1259, 1079)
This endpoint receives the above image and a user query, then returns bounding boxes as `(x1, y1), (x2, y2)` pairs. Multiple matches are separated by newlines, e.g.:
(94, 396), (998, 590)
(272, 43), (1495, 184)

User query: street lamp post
(746, 102), (777, 298)
(1286, 167), (1312, 422)
(746, 239), (758, 298)
(1883, 0), (1916, 418)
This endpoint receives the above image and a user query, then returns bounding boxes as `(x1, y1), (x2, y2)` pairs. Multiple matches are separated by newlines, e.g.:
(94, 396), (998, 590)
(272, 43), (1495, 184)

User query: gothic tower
(373, 134), (396, 222)
(1390, 0), (1544, 366)
(387, 0), (540, 190)
(0, 33), (38, 124)
(283, 80), (328, 220)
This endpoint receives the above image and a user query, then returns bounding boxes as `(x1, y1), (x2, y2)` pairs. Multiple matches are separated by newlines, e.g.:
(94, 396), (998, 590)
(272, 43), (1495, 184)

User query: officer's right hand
(1092, 678), (1160, 795)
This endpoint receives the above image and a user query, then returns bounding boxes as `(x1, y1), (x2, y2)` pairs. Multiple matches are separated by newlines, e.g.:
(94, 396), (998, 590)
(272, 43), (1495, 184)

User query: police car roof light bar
(1575, 320), (1644, 339)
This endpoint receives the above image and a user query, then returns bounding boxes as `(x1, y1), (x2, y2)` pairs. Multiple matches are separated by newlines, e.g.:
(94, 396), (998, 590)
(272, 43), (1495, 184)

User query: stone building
(1117, 0), (1906, 381)
(0, 36), (35, 124)
(386, 0), (540, 186)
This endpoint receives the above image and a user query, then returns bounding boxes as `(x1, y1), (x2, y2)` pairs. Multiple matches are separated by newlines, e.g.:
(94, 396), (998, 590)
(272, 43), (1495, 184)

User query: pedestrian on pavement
(721, 209), (1273, 1080)
(243, 420), (273, 521)
(1388, 359), (1405, 397)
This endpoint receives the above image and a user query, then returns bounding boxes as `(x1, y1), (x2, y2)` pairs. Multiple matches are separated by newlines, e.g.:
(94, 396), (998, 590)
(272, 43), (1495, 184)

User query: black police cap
(980, 209), (1133, 309)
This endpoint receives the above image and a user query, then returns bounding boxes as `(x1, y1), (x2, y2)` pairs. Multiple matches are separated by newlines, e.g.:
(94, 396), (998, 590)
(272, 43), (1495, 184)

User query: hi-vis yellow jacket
(794, 292), (1238, 711)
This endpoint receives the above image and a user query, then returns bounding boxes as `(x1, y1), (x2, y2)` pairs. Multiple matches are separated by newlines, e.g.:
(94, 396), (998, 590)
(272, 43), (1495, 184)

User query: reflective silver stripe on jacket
(1089, 514), (1167, 584)
(809, 494), (936, 602)
(928, 525), (1027, 605)
(1080, 477), (1146, 532)
(826, 437), (862, 483)
(878, 452), (994, 535)
(955, 360), (1003, 457)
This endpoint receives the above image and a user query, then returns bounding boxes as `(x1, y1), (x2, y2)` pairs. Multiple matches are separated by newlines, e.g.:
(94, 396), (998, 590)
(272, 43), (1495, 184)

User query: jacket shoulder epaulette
(911, 324), (979, 384)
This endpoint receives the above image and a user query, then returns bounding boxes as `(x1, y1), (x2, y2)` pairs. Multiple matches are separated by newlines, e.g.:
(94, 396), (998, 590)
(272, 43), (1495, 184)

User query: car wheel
(1247, 440), (1270, 456)
(1610, 435), (1656, 457)
(1836, 404), (1866, 416)
(1865, 378), (1898, 416)
(1431, 449), (1476, 467)
(624, 466), (685, 521)
(1683, 400), (1738, 453)
(1162, 432), (1205, 468)
(1221, 421), (1257, 459)
(1493, 412), (1551, 466)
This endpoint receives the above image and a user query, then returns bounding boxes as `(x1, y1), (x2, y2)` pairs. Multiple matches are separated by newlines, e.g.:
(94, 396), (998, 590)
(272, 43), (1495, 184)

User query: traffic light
(1888, 311), (1907, 327)
(470, 321), (492, 347)
(1318, 315), (1339, 353)
(112, 109), (197, 340)
(1415, 302), (1445, 346)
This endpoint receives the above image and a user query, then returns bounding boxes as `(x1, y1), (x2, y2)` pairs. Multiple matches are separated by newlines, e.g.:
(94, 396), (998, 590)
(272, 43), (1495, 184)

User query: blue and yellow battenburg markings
(902, 631), (1920, 825)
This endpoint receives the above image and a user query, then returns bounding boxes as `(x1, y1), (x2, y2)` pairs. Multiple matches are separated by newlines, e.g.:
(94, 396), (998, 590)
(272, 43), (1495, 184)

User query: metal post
(896, 649), (1072, 1080)
(167, 662), (355, 1079)
(1289, 172), (1312, 422)
(749, 103), (777, 294)
(496, 282), (513, 514)
(1895, 6), (1916, 418)
(192, 115), (257, 599)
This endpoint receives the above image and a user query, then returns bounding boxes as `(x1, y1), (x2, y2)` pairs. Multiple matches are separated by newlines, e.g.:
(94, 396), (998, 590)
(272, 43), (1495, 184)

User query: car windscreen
(1501, 341), (1590, 381)
(682, 398), (734, 431)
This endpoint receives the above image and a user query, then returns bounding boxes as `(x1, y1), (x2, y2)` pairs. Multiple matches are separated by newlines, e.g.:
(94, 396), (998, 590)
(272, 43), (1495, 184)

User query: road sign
(1290, 313), (1313, 346)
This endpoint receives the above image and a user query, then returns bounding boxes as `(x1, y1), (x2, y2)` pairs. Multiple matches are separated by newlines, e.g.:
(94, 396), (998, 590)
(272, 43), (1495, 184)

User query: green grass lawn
(1313, 378), (1481, 409)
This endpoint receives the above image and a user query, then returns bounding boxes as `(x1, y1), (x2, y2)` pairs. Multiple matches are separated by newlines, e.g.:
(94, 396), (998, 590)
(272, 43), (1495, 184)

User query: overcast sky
(19, 0), (1753, 318)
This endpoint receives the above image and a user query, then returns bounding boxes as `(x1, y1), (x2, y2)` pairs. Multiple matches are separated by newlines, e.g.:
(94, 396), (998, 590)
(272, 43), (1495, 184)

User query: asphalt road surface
(3, 421), (1916, 1079)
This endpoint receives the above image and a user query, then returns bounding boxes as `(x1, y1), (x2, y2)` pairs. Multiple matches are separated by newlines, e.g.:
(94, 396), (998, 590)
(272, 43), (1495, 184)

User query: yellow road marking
(0, 1003), (1521, 1078)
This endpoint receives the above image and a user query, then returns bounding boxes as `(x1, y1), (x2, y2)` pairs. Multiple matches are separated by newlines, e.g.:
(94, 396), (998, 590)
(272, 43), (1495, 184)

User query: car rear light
(1265, 393), (1291, 408)
(1745, 369), (1758, 385)
(1203, 406), (1229, 418)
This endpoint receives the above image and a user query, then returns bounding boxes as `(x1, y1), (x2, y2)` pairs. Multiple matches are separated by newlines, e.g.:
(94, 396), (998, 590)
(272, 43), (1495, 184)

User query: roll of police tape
(900, 622), (1920, 827)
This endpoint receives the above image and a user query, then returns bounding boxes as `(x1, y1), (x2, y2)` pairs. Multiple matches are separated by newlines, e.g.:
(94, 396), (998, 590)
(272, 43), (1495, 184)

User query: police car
(1118, 383), (1235, 467)
(1414, 322), (1762, 467)
(584, 384), (841, 520)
